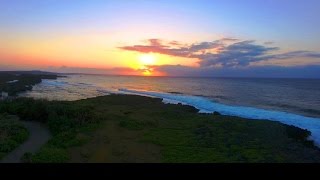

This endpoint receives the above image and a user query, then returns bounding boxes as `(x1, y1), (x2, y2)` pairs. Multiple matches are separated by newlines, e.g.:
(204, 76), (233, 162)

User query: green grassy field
(1, 94), (320, 163)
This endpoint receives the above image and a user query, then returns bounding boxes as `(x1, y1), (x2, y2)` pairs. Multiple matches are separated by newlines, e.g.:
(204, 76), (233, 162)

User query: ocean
(20, 74), (320, 145)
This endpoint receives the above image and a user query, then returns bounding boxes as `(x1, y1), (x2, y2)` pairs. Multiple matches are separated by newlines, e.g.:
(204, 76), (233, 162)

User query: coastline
(0, 71), (59, 97)
(117, 88), (320, 147)
(1, 72), (320, 162)
(1, 94), (320, 162)
(14, 74), (320, 146)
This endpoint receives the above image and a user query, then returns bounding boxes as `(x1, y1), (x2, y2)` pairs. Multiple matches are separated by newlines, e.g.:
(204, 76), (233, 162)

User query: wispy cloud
(220, 37), (239, 42)
(264, 41), (274, 45)
(119, 38), (320, 68)
(262, 51), (320, 60)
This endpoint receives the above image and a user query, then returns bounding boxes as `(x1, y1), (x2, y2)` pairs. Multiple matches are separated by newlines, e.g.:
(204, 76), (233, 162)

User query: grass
(1, 94), (320, 162)
(0, 113), (29, 160)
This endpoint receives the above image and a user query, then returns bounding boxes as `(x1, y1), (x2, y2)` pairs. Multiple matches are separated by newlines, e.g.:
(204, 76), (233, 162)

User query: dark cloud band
(119, 38), (320, 68)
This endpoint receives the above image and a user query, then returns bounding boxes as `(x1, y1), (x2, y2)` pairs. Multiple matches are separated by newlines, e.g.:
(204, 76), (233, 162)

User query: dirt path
(0, 121), (51, 163)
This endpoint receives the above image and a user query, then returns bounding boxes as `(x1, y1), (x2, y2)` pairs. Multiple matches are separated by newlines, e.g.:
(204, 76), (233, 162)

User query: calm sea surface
(21, 74), (320, 118)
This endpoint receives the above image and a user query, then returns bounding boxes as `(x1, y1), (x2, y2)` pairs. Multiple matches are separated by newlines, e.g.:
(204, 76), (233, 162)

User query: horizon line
(1, 70), (319, 80)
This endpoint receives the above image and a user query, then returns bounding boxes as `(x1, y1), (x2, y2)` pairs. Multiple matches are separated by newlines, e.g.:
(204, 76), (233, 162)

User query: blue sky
(2, 0), (319, 46)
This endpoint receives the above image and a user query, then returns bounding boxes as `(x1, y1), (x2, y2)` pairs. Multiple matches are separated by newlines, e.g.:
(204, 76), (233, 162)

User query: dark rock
(123, 111), (132, 115)
(213, 111), (221, 116)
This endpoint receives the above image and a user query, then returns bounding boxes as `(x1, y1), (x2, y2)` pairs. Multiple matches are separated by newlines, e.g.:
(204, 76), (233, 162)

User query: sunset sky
(1, 0), (320, 77)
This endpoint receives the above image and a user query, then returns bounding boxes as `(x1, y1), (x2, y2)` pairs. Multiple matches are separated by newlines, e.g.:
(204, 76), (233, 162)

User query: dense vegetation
(0, 98), (96, 162)
(1, 95), (320, 163)
(0, 71), (58, 96)
(0, 114), (29, 160)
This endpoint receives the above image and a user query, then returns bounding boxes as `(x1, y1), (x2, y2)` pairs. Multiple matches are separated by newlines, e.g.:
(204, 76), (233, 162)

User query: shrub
(0, 140), (18, 152)
(0, 114), (29, 158)
(47, 113), (75, 135)
(119, 118), (144, 130)
(286, 125), (315, 148)
(31, 147), (69, 163)
(48, 132), (89, 148)
(21, 152), (33, 163)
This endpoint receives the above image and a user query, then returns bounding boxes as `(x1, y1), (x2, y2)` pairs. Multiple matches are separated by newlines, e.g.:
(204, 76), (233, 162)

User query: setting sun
(139, 54), (156, 65)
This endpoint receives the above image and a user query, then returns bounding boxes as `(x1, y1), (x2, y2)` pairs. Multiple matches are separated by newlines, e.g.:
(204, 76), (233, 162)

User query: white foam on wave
(42, 79), (67, 86)
(6, 80), (19, 83)
(118, 88), (320, 147)
(96, 88), (119, 95)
